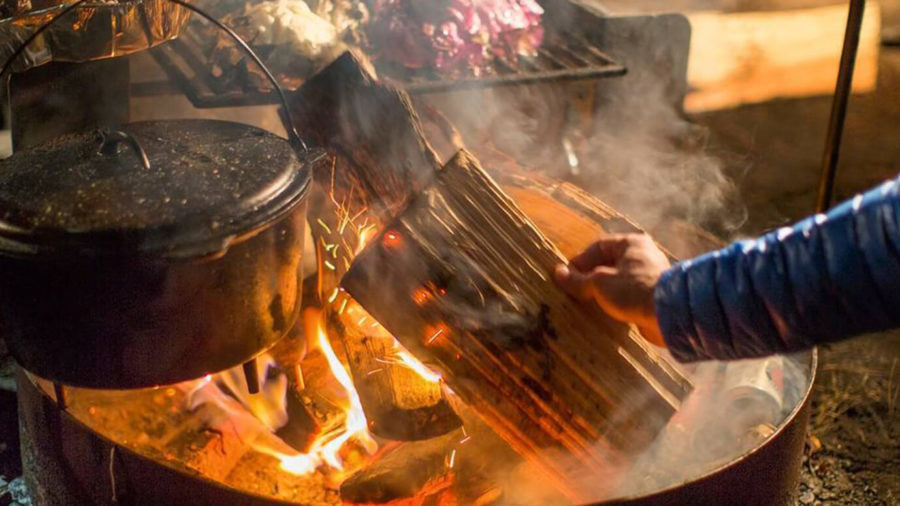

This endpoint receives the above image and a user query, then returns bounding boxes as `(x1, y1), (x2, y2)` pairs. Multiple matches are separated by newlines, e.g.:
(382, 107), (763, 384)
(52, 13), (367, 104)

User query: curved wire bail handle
(0, 0), (310, 155)
(98, 129), (152, 170)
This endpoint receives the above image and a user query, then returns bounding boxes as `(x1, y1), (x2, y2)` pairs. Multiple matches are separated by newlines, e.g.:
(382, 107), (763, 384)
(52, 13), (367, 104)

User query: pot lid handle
(0, 0), (310, 155)
(98, 129), (152, 171)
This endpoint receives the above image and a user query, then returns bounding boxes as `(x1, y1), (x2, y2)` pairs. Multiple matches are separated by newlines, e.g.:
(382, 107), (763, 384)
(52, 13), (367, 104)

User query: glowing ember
(383, 229), (403, 248)
(413, 287), (432, 306)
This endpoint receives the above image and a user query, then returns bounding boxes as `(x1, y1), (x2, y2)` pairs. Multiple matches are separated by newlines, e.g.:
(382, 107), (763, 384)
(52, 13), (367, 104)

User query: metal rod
(242, 358), (260, 395)
(53, 381), (66, 410)
(816, 0), (866, 213)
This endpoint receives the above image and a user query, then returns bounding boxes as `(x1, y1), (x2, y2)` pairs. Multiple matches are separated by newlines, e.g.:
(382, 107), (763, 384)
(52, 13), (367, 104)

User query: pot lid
(0, 119), (316, 258)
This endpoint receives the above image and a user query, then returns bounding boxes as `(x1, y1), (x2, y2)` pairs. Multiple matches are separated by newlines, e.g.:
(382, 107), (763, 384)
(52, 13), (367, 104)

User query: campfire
(16, 50), (688, 504)
(4, 2), (818, 505)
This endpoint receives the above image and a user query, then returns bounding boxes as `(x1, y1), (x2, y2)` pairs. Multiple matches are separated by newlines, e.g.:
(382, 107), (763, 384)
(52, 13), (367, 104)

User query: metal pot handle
(0, 0), (309, 154)
(98, 129), (152, 170)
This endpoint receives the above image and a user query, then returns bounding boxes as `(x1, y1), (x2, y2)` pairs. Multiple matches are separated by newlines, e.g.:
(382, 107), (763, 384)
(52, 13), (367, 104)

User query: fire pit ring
(17, 351), (816, 505)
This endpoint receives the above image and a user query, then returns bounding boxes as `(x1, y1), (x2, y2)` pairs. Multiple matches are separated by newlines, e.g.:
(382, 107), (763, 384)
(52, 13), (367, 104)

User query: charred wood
(340, 432), (458, 504)
(288, 50), (441, 222)
(329, 301), (461, 441)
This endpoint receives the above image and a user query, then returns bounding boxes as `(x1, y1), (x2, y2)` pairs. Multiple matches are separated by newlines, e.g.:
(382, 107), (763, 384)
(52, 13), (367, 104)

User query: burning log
(331, 301), (463, 441)
(339, 433), (458, 504)
(288, 50), (461, 441)
(342, 150), (693, 501)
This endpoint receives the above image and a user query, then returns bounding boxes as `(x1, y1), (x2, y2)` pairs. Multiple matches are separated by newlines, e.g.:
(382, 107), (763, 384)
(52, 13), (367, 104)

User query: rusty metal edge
(19, 349), (817, 506)
(17, 367), (300, 506)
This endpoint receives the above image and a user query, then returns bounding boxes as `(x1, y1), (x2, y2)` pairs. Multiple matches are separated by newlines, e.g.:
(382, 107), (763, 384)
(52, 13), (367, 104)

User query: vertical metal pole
(242, 358), (260, 395)
(816, 0), (867, 212)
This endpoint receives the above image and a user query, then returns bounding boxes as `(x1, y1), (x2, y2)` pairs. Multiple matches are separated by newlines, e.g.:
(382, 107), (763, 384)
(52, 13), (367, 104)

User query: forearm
(655, 176), (900, 362)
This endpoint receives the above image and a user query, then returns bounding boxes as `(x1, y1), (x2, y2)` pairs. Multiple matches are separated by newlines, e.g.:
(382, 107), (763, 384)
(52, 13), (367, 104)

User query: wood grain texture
(343, 150), (692, 501)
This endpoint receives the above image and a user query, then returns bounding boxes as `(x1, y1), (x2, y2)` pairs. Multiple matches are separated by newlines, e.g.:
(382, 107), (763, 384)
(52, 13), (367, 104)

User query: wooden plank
(592, 0), (881, 111)
(684, 2), (881, 112)
(342, 150), (692, 502)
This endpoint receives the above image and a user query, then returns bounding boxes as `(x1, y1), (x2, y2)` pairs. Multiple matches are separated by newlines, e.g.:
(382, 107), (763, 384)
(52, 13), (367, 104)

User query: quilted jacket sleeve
(655, 176), (900, 362)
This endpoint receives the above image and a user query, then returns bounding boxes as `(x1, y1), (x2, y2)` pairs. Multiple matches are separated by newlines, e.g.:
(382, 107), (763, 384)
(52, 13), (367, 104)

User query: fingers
(569, 235), (631, 271)
(554, 264), (616, 302)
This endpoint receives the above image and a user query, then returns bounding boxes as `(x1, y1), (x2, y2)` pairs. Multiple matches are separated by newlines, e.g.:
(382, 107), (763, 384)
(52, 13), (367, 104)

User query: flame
(181, 317), (378, 479)
(394, 348), (442, 384)
(214, 354), (288, 432)
(273, 318), (377, 476)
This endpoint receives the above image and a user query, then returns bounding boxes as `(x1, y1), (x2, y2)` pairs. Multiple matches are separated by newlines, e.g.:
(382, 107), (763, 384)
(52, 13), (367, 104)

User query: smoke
(611, 352), (811, 500)
(420, 70), (747, 246)
(407, 68), (810, 503)
(574, 79), (748, 238)
(477, 352), (812, 504)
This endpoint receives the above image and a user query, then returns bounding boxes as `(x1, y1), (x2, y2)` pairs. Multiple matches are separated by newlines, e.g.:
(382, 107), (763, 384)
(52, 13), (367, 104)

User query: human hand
(553, 234), (669, 347)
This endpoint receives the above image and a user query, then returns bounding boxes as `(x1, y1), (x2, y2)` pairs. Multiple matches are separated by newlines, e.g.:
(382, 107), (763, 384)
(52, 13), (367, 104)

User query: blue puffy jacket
(655, 175), (900, 362)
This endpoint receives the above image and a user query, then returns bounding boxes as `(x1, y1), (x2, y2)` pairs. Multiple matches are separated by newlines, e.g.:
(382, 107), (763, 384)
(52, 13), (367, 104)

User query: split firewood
(288, 49), (441, 221)
(288, 50), (460, 441)
(342, 150), (692, 501)
(330, 299), (463, 441)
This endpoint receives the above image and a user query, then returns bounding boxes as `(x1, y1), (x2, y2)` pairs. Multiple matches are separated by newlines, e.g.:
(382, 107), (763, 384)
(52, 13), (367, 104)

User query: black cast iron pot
(0, 0), (324, 389)
(0, 120), (322, 388)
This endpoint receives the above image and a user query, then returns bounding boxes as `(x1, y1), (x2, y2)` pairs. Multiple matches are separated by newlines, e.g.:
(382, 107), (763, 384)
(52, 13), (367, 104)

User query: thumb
(554, 264), (616, 302)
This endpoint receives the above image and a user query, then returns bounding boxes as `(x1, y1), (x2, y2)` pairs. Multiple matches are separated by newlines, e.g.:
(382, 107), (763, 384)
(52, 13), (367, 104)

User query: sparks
(338, 299), (348, 315)
(317, 219), (332, 234)
(367, 368), (383, 376)
(427, 328), (444, 344)
(324, 260), (336, 271)
(449, 449), (457, 468)
(328, 288), (339, 304)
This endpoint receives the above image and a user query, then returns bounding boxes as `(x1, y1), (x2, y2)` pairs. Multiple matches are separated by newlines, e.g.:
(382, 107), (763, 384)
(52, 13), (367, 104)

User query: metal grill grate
(382, 33), (626, 94)
(140, 27), (625, 109)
